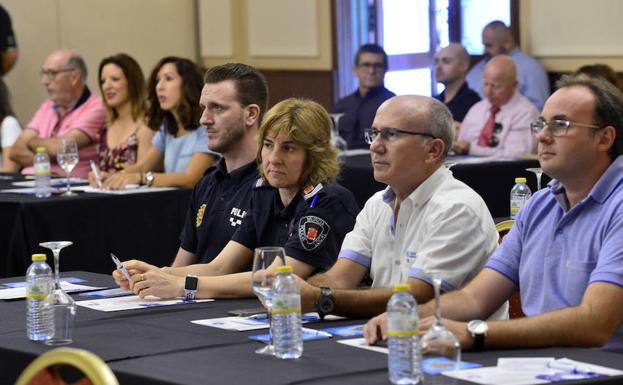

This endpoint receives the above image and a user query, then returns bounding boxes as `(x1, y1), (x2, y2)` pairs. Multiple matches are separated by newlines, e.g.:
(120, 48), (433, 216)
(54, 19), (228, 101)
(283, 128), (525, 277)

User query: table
(1, 272), (622, 385)
(0, 174), (191, 278)
(338, 154), (550, 217)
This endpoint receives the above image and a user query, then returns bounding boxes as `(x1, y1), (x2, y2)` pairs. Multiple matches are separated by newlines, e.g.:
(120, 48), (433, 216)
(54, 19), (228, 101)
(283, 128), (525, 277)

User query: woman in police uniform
(114, 98), (360, 299)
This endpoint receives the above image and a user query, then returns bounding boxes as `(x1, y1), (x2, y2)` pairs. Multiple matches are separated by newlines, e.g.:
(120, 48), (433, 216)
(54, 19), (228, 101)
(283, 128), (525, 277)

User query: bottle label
(26, 278), (50, 299)
(34, 162), (51, 175)
(272, 294), (301, 315)
(388, 315), (419, 337)
(510, 196), (529, 215)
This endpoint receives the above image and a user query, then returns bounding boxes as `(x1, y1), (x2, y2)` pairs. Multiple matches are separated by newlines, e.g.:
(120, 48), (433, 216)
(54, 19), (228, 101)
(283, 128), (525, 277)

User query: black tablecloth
(1, 272), (622, 385)
(338, 154), (550, 218)
(0, 174), (191, 278)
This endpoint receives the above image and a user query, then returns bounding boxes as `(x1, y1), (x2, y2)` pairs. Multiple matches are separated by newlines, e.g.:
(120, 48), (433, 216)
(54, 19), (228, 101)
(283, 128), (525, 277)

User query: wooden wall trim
(261, 70), (335, 112)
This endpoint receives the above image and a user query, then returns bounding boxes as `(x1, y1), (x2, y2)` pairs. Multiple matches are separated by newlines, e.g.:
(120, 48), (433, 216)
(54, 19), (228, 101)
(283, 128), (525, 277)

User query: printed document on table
(72, 185), (177, 194)
(76, 295), (213, 311)
(0, 282), (105, 300)
(337, 337), (389, 354)
(192, 313), (343, 331)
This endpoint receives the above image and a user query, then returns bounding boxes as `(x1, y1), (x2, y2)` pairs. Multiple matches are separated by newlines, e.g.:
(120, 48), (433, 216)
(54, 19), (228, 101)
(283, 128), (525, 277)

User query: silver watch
(144, 171), (155, 187)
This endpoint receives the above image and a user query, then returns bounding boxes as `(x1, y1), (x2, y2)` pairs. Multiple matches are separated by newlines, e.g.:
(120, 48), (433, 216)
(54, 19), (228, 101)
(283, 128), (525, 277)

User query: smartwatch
(316, 287), (335, 320)
(184, 275), (198, 300)
(144, 171), (155, 187)
(467, 319), (488, 351)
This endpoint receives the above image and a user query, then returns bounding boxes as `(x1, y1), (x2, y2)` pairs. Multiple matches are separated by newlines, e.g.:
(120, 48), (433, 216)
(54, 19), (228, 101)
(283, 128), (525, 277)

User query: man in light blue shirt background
(466, 20), (550, 111)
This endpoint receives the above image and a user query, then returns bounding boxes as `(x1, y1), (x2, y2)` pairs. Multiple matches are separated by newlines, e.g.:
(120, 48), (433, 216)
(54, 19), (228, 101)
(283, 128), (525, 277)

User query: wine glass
(251, 246), (286, 355)
(329, 113), (348, 153)
(57, 138), (79, 196)
(526, 167), (543, 190)
(420, 270), (461, 384)
(39, 241), (76, 345)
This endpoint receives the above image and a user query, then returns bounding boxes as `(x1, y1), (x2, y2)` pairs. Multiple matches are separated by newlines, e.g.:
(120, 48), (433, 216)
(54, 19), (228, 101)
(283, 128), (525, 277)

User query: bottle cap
(393, 283), (410, 292)
(31, 253), (47, 261)
(36, 147), (46, 153)
(515, 177), (527, 183)
(277, 265), (293, 273)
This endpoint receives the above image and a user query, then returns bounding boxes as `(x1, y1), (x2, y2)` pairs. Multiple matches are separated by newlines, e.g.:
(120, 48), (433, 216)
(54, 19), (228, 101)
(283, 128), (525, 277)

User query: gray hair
(427, 98), (455, 159)
(67, 54), (88, 82)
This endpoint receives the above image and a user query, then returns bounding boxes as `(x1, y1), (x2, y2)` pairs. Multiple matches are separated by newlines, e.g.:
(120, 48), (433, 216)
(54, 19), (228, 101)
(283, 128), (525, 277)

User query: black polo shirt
(434, 81), (481, 122)
(232, 180), (360, 272)
(179, 158), (258, 263)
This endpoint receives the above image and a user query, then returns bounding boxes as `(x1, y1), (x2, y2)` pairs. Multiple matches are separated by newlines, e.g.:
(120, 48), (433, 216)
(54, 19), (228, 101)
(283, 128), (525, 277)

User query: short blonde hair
(257, 98), (339, 186)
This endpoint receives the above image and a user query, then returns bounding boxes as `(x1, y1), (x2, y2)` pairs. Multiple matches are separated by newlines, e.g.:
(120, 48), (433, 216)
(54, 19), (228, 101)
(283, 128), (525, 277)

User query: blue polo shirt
(179, 159), (258, 263)
(232, 181), (360, 271)
(486, 155), (623, 351)
(333, 86), (395, 150)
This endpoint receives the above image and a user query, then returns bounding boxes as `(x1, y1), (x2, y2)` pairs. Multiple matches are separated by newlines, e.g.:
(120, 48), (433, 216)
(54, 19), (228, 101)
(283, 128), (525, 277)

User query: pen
(547, 360), (595, 374)
(110, 253), (132, 282)
(89, 160), (103, 189)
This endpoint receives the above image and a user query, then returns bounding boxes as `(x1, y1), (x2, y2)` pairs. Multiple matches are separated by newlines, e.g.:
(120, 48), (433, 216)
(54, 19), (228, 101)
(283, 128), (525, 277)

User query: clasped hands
(88, 170), (142, 190)
(112, 259), (183, 299)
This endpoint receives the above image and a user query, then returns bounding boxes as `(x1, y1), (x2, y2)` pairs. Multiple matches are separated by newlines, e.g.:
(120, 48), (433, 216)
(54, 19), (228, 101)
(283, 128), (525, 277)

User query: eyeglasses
(358, 62), (385, 71)
(364, 127), (436, 144)
(40, 67), (75, 80)
(489, 123), (503, 147)
(530, 119), (601, 137)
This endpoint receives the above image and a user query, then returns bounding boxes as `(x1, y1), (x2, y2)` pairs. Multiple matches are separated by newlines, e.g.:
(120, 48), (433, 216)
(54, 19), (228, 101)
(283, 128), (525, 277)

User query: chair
(495, 219), (525, 319)
(15, 347), (119, 385)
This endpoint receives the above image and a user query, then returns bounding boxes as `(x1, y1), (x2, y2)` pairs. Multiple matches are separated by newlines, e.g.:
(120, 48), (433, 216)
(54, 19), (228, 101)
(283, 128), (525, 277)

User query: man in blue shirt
(172, 63), (268, 265)
(365, 76), (623, 352)
(332, 44), (395, 150)
(466, 20), (550, 111)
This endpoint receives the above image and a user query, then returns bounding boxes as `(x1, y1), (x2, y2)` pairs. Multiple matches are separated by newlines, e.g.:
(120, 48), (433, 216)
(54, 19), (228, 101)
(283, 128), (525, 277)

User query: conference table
(0, 173), (191, 278)
(338, 153), (550, 218)
(1, 272), (622, 385)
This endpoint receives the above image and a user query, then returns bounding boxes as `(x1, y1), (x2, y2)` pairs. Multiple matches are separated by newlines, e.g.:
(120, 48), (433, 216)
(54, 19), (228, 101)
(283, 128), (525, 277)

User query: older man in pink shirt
(10, 49), (104, 178)
(453, 55), (539, 159)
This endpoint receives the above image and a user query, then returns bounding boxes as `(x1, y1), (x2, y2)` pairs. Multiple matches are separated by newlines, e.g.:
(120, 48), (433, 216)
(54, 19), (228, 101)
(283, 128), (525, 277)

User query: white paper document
(72, 185), (177, 194)
(336, 337), (389, 354)
(76, 295), (213, 311)
(192, 313), (345, 331)
(0, 282), (105, 300)
(443, 357), (623, 385)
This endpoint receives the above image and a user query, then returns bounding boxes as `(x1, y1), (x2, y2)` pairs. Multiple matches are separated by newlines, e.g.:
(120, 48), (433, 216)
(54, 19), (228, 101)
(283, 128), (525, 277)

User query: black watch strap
(316, 287), (335, 320)
(473, 333), (485, 351)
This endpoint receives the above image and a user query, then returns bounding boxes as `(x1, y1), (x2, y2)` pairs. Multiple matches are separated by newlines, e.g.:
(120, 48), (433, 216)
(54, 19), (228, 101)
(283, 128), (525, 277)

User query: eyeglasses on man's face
(357, 62), (385, 71)
(40, 67), (75, 80)
(364, 127), (436, 144)
(530, 119), (601, 137)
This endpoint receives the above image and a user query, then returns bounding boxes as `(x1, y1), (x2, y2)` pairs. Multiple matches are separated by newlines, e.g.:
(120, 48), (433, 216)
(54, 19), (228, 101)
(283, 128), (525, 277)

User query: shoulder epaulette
(302, 183), (324, 201)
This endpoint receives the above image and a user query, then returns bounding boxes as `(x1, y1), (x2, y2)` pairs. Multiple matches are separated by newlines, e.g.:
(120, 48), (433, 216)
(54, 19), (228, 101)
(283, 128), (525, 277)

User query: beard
(209, 118), (247, 154)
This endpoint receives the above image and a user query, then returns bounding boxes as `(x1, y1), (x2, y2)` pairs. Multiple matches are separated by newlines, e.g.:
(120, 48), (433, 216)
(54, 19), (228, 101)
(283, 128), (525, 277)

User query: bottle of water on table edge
(510, 177), (532, 219)
(34, 146), (52, 198)
(271, 265), (303, 359)
(387, 283), (422, 385)
(26, 253), (54, 341)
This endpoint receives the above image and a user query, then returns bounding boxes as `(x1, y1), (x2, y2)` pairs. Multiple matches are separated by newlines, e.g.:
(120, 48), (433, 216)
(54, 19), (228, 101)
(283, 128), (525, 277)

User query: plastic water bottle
(387, 283), (422, 385)
(510, 177), (532, 219)
(26, 253), (54, 341)
(271, 265), (303, 359)
(34, 147), (52, 198)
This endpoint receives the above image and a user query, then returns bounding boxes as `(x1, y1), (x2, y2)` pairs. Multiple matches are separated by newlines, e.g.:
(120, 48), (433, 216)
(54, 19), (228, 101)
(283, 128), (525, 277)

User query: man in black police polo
(171, 63), (268, 266)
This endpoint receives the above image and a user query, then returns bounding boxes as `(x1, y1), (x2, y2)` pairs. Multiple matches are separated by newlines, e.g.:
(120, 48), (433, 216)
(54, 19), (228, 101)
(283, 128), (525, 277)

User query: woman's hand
(112, 259), (158, 290)
(102, 171), (142, 190)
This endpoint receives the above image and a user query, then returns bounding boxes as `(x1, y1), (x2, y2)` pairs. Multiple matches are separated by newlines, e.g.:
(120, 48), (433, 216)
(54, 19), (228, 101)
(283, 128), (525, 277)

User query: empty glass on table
(39, 241), (77, 345)
(57, 138), (79, 196)
(251, 246), (286, 355)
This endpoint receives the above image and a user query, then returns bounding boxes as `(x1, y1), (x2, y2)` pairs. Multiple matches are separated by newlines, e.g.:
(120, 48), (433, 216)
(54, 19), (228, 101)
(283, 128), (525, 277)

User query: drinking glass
(57, 138), (79, 196)
(420, 270), (461, 383)
(526, 167), (543, 190)
(329, 113), (348, 153)
(39, 241), (76, 345)
(251, 246), (286, 355)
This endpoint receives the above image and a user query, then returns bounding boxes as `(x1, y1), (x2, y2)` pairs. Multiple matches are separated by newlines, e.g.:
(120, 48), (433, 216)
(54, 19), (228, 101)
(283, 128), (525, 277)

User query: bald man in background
(453, 55), (539, 158)
(433, 43), (481, 126)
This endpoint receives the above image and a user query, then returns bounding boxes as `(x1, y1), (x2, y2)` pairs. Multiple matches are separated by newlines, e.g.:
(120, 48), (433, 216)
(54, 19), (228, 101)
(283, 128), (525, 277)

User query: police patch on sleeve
(196, 204), (206, 228)
(298, 216), (330, 251)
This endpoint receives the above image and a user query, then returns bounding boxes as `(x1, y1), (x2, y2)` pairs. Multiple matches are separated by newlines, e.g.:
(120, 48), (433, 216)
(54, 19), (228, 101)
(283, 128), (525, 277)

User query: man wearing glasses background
(332, 43), (395, 150)
(453, 55), (539, 159)
(10, 49), (104, 178)
(296, 95), (506, 321)
(365, 77), (623, 352)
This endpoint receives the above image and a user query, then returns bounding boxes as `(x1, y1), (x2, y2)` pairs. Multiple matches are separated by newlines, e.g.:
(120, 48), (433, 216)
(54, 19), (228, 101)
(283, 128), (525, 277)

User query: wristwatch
(144, 171), (155, 187)
(184, 275), (198, 300)
(467, 320), (488, 351)
(316, 287), (335, 320)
